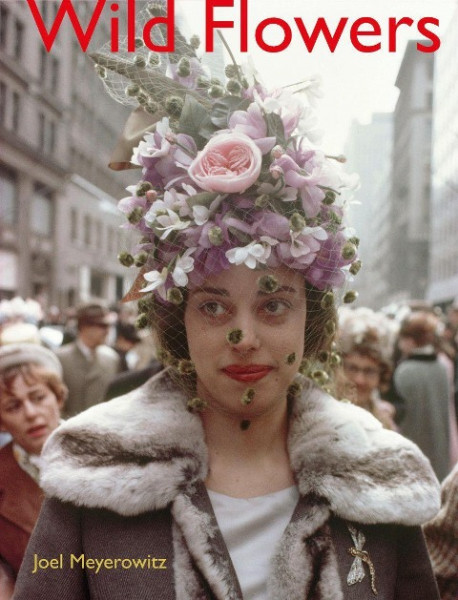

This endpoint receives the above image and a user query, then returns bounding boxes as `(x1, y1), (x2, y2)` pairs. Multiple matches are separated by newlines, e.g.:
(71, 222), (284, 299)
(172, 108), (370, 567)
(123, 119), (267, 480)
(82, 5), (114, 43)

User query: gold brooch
(346, 524), (378, 595)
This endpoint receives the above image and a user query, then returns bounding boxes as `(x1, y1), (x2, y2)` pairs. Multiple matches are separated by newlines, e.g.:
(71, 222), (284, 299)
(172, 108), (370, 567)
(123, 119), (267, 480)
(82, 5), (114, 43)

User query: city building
(387, 40), (435, 303)
(427, 4), (458, 306)
(0, 0), (137, 308)
(344, 113), (393, 308)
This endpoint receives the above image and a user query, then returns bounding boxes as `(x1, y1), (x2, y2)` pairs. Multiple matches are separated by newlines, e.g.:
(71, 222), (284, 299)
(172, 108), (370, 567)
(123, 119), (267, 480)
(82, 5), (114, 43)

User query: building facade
(0, 0), (137, 308)
(427, 4), (458, 305)
(387, 40), (435, 303)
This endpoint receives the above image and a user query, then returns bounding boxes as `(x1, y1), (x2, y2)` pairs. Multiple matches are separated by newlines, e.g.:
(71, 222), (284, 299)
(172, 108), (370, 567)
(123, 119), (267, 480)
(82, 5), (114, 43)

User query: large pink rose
(188, 132), (262, 193)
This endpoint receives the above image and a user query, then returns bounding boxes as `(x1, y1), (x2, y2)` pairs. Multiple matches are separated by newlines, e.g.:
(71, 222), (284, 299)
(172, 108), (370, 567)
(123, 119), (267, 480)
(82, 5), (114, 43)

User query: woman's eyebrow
(190, 287), (230, 297)
(258, 285), (297, 296)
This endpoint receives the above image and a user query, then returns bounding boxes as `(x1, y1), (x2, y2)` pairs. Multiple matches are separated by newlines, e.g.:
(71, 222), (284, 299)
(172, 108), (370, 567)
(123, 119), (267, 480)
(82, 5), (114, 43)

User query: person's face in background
(78, 322), (110, 349)
(184, 265), (306, 420)
(0, 372), (63, 454)
(343, 351), (381, 406)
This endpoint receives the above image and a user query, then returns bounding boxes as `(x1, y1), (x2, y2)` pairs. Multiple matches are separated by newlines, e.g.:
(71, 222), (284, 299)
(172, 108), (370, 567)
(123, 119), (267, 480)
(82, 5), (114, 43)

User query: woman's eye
(261, 299), (291, 316)
(4, 402), (21, 413)
(200, 301), (227, 317)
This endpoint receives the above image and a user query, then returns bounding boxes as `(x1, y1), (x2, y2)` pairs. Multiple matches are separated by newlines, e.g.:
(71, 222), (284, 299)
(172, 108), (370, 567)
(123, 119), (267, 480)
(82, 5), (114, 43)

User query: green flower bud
(343, 290), (359, 304)
(125, 83), (140, 97)
(241, 388), (255, 406)
(299, 358), (311, 375)
(187, 397), (208, 412)
(226, 78), (242, 95)
(323, 190), (336, 205)
(208, 85), (224, 99)
(225, 64), (239, 78)
(349, 260), (362, 276)
(190, 34), (200, 49)
(285, 352), (296, 365)
(136, 92), (148, 106)
(133, 55), (146, 69)
(156, 348), (171, 364)
(211, 77), (222, 86)
(118, 251), (135, 267)
(208, 226), (224, 246)
(241, 77), (249, 89)
(290, 212), (306, 233)
(134, 252), (148, 267)
(240, 419), (251, 431)
(128, 207), (144, 224)
(341, 242), (357, 261)
(257, 274), (279, 294)
(348, 236), (360, 247)
(311, 369), (329, 385)
(177, 57), (191, 77)
(147, 2), (165, 17)
(137, 295), (153, 313)
(165, 96), (184, 118)
(94, 65), (107, 79)
(288, 381), (302, 398)
(255, 194), (270, 208)
(135, 37), (144, 48)
(329, 352), (342, 367)
(136, 181), (153, 196)
(136, 313), (149, 329)
(167, 287), (184, 305)
(145, 100), (159, 114)
(317, 351), (329, 364)
(197, 76), (211, 89)
(226, 328), (243, 345)
(320, 291), (335, 310)
(324, 319), (336, 337)
(148, 52), (161, 67)
(177, 359), (195, 375)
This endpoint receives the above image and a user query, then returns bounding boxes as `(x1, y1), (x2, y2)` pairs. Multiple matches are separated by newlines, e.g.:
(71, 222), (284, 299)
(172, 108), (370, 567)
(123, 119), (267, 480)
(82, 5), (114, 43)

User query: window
(0, 5), (8, 50)
(70, 208), (78, 242)
(12, 91), (20, 130)
(84, 215), (92, 246)
(90, 270), (104, 297)
(38, 112), (57, 155)
(0, 81), (6, 125)
(30, 187), (53, 236)
(38, 112), (45, 148)
(40, 47), (47, 82)
(0, 167), (18, 226)
(14, 19), (23, 59)
(50, 56), (59, 93)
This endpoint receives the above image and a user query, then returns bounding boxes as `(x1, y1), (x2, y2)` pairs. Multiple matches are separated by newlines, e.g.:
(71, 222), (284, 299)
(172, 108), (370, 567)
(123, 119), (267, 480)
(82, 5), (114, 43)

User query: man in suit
(56, 304), (120, 417)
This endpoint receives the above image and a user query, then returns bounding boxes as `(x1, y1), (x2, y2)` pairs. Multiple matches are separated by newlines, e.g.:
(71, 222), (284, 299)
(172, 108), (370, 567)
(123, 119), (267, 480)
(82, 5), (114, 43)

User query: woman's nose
(229, 314), (261, 353)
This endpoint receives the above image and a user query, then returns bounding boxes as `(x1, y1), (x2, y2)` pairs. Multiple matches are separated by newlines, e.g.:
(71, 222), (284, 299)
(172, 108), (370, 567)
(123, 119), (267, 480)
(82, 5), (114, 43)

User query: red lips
(27, 425), (48, 438)
(222, 365), (273, 383)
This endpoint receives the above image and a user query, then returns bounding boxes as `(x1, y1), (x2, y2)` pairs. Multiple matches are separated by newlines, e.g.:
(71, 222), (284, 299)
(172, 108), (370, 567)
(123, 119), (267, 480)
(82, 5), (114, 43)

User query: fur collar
(41, 370), (439, 524)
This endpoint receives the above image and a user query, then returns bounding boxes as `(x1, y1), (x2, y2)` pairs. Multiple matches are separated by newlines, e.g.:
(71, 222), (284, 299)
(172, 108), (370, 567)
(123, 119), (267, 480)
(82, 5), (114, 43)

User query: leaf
(210, 97), (250, 128)
(228, 226), (252, 245)
(179, 95), (214, 146)
(186, 192), (220, 209)
(264, 113), (286, 147)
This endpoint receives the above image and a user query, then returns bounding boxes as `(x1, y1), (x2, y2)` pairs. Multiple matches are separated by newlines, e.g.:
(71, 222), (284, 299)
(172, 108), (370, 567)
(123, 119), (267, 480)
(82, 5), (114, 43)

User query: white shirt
(208, 486), (299, 600)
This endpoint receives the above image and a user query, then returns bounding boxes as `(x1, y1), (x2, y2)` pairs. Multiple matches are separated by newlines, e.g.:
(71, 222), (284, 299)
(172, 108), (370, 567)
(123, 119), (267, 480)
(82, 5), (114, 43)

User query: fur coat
(14, 370), (441, 600)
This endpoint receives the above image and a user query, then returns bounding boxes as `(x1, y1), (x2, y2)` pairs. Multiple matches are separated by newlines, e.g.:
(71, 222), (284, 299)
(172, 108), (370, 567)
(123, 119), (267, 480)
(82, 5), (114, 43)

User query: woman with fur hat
(0, 344), (66, 599)
(14, 11), (440, 599)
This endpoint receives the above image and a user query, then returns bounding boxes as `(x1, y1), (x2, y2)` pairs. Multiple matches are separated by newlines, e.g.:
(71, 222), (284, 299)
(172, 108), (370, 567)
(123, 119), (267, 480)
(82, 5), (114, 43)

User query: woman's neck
(199, 400), (295, 498)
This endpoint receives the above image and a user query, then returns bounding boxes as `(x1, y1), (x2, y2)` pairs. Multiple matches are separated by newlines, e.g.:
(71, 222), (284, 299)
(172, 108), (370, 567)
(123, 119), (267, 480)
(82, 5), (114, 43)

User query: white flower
(226, 237), (276, 269)
(155, 209), (190, 239)
(192, 205), (210, 226)
(289, 227), (327, 259)
(172, 248), (196, 287)
(298, 74), (324, 107)
(142, 268), (169, 296)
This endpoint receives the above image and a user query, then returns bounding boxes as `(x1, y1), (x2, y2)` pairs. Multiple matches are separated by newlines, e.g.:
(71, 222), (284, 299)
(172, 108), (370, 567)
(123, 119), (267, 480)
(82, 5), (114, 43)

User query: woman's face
(342, 352), (381, 404)
(184, 265), (306, 419)
(0, 373), (63, 455)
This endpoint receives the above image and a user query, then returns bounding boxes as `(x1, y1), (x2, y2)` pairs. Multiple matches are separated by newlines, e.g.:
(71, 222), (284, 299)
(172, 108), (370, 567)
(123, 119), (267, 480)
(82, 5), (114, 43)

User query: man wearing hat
(56, 304), (120, 417)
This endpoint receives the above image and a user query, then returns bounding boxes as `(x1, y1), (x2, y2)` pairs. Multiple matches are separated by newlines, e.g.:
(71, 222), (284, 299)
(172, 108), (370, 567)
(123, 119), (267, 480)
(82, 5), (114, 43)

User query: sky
(177, 0), (457, 151)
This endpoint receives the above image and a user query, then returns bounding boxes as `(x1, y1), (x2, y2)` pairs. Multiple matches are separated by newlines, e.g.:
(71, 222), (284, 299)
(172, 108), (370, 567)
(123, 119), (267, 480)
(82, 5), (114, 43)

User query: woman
(14, 22), (440, 600)
(0, 344), (66, 598)
(337, 307), (398, 429)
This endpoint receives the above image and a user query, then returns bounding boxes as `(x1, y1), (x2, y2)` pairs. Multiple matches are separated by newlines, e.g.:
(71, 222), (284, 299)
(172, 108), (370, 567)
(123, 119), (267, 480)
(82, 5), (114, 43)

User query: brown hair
(0, 363), (68, 405)
(399, 311), (438, 348)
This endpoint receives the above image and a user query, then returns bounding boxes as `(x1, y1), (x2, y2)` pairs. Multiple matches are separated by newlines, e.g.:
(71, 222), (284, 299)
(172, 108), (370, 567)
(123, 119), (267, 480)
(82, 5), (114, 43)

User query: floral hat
(92, 2), (361, 307)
